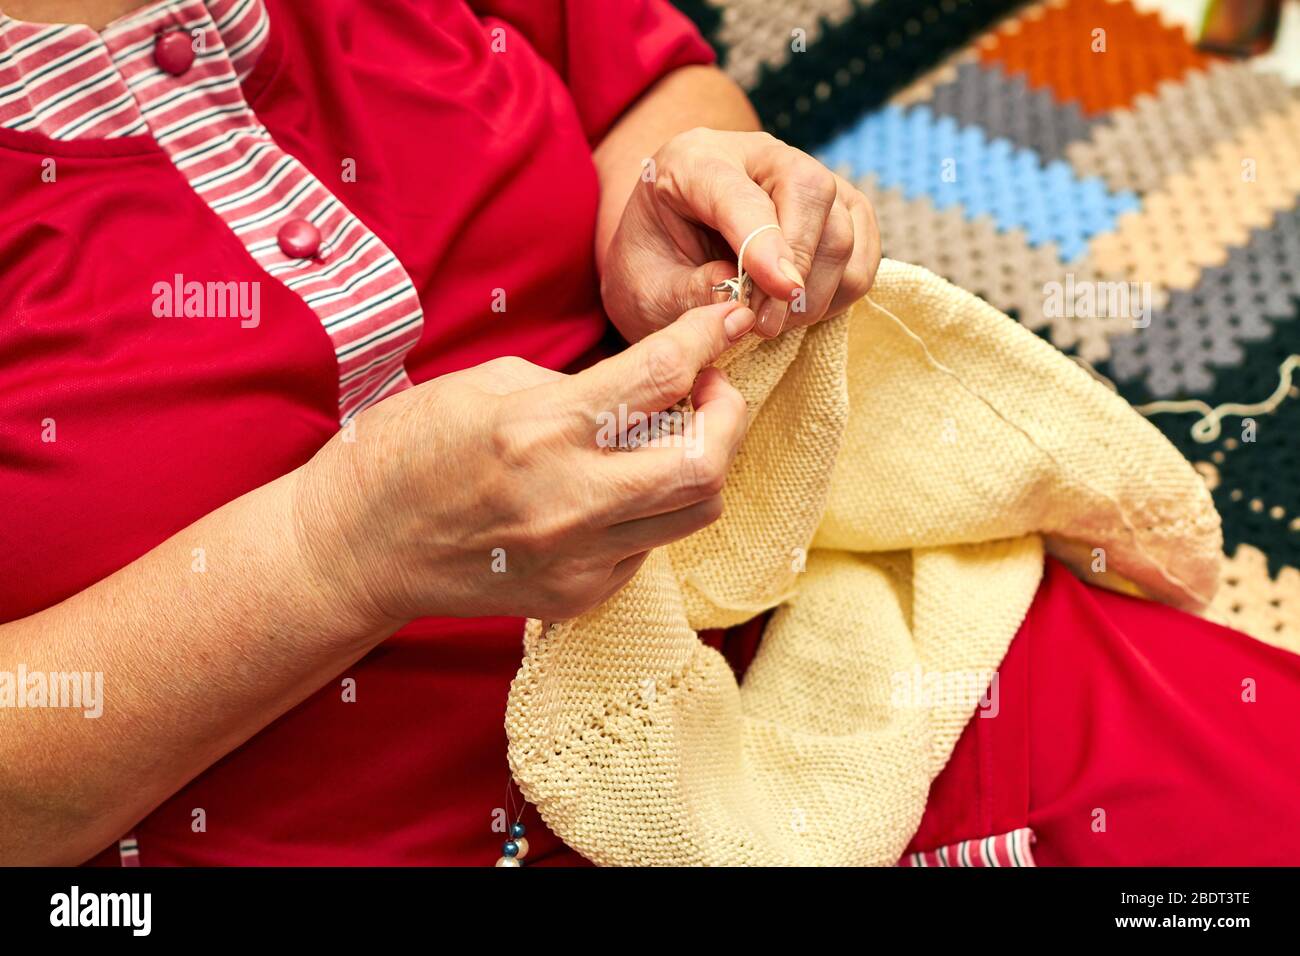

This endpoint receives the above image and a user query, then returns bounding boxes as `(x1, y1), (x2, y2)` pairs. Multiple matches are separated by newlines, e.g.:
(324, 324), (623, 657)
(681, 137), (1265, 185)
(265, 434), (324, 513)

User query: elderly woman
(0, 0), (881, 866)
(2, 0), (1298, 868)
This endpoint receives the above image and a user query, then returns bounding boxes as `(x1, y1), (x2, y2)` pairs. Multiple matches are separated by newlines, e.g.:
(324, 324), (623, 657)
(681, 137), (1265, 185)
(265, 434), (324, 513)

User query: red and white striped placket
(1, 0), (425, 424)
(899, 827), (1038, 867)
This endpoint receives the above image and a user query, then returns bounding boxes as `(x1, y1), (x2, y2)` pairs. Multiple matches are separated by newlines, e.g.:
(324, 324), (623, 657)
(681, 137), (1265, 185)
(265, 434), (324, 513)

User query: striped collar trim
(899, 827), (1038, 867)
(0, 0), (268, 139)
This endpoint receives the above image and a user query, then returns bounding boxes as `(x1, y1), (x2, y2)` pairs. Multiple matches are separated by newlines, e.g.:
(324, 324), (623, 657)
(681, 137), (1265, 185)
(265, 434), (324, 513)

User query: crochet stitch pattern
(683, 0), (1029, 151)
(1109, 206), (1300, 398)
(975, 0), (1211, 114)
(713, 0), (861, 90)
(1065, 61), (1298, 193)
(819, 104), (1138, 260)
(672, 0), (1300, 650)
(853, 174), (1134, 358)
(925, 59), (1098, 161)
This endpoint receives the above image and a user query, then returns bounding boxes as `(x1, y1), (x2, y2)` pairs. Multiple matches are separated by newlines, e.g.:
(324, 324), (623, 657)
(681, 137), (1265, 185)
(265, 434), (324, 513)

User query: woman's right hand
(293, 299), (757, 627)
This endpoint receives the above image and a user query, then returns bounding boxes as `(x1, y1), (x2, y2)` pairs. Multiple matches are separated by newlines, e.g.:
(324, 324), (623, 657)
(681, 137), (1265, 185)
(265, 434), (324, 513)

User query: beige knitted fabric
(505, 260), (1222, 866)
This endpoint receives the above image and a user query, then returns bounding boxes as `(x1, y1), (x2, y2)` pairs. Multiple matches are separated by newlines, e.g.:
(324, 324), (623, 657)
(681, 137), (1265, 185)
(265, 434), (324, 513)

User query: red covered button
(277, 219), (322, 259)
(153, 31), (195, 76)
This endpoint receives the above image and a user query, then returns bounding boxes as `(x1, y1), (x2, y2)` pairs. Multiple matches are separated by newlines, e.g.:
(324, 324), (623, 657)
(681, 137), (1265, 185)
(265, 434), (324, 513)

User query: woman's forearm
(0, 300), (754, 865)
(0, 468), (396, 866)
(592, 64), (760, 273)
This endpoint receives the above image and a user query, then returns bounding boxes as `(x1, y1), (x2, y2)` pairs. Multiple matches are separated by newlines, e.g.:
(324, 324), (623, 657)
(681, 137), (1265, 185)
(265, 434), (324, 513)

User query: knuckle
(845, 249), (881, 297)
(679, 451), (727, 499)
(489, 409), (538, 470)
(697, 493), (725, 527)
(525, 518), (567, 556)
(676, 126), (713, 149)
(651, 165), (678, 203)
(661, 127), (709, 168)
(483, 355), (528, 374)
(842, 268), (874, 301)
(790, 163), (838, 208)
(819, 208), (856, 261)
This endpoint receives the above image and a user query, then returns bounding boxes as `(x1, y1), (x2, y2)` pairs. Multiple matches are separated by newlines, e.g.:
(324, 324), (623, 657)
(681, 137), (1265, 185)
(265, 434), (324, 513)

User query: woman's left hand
(600, 127), (881, 344)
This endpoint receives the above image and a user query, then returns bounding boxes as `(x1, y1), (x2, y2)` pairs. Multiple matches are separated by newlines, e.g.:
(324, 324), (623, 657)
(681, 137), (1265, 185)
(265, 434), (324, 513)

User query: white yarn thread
(1135, 354), (1300, 443)
(712, 223), (782, 305)
(1073, 353), (1300, 444)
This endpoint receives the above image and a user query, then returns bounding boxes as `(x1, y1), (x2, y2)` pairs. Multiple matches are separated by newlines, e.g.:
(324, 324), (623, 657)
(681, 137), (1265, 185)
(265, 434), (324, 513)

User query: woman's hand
(0, 300), (759, 867)
(294, 299), (756, 625)
(600, 128), (881, 344)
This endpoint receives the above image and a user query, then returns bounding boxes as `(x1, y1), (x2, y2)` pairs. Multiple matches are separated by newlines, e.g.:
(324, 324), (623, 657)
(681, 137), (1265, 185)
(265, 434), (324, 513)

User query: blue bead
(510, 823), (526, 839)
(503, 841), (519, 857)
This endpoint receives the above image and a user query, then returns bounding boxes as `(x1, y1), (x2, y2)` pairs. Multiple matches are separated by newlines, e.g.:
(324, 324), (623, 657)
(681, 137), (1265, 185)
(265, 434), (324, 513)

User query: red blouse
(0, 0), (713, 865)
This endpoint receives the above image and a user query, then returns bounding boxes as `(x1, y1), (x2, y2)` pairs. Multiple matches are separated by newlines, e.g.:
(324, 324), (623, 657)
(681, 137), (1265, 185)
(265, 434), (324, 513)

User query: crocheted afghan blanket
(674, 0), (1300, 652)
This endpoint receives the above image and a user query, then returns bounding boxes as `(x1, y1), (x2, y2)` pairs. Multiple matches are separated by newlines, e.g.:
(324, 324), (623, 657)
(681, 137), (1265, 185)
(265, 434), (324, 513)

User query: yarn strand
(712, 223), (782, 304)
(1071, 353), (1300, 445)
(1135, 355), (1300, 443)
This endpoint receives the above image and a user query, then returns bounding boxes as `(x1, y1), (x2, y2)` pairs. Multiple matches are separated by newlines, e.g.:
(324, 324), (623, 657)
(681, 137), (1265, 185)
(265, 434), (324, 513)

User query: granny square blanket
(674, 0), (1300, 651)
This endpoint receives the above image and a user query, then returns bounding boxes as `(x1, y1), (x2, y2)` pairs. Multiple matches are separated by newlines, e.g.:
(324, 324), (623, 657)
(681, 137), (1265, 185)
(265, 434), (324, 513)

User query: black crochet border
(670, 0), (727, 65)
(1095, 294), (1300, 578)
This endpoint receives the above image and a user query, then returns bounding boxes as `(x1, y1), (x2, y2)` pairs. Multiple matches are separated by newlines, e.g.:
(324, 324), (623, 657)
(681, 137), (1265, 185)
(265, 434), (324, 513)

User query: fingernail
(777, 258), (804, 294)
(756, 298), (787, 337)
(724, 306), (756, 341)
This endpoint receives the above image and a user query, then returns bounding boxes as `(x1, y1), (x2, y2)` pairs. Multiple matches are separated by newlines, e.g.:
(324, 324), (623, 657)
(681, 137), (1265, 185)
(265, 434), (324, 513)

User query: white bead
(495, 856), (521, 867)
(514, 837), (530, 860)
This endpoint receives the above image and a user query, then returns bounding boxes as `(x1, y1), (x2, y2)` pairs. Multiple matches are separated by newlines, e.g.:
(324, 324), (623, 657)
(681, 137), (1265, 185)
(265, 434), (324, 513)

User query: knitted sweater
(505, 259), (1221, 866)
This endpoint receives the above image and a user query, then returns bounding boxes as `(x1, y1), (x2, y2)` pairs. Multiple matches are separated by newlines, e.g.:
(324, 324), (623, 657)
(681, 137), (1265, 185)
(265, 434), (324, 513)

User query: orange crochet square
(977, 0), (1214, 115)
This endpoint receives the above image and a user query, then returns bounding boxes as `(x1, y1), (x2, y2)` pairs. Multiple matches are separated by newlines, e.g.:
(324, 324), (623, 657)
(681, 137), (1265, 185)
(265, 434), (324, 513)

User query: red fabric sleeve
(467, 0), (716, 143)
